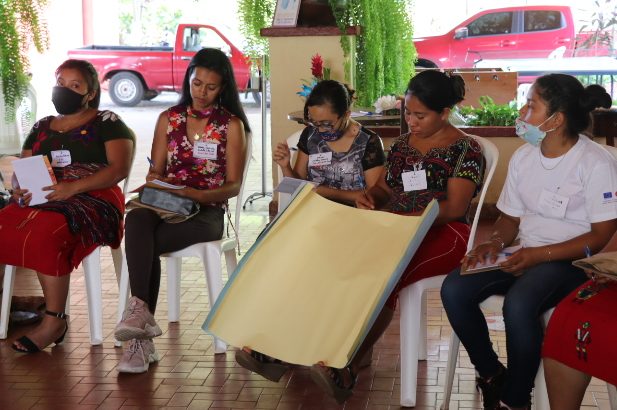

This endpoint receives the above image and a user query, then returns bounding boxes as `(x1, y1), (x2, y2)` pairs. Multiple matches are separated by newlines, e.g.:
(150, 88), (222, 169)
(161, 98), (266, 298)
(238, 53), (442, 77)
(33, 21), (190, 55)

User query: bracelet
(489, 235), (505, 250)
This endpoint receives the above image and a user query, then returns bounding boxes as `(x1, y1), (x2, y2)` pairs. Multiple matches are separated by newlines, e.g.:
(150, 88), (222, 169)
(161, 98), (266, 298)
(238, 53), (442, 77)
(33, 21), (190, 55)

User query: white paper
(12, 155), (56, 206)
(462, 245), (522, 274)
(150, 179), (186, 190)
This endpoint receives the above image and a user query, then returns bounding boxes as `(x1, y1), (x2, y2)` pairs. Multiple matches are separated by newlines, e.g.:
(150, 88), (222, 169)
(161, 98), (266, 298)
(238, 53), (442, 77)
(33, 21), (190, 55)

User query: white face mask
(515, 113), (557, 146)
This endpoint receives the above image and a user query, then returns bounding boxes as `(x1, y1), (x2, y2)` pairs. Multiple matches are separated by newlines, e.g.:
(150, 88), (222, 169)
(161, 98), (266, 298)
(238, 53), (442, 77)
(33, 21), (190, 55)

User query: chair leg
(82, 247), (104, 345)
(441, 332), (461, 410)
(399, 284), (424, 407)
(419, 289), (428, 361)
(607, 383), (617, 409)
(166, 257), (182, 322)
(115, 251), (131, 347)
(202, 246), (227, 354)
(533, 360), (549, 410)
(0, 265), (17, 339)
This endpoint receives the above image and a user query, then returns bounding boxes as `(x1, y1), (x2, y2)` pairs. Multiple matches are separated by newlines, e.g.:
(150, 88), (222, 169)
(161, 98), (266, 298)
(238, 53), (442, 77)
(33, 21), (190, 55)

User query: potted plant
(456, 96), (518, 138)
(0, 0), (48, 122)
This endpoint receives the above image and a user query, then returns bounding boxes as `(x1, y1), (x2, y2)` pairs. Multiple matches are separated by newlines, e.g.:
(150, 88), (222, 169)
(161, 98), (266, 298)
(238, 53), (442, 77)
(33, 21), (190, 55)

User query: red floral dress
(164, 105), (230, 207)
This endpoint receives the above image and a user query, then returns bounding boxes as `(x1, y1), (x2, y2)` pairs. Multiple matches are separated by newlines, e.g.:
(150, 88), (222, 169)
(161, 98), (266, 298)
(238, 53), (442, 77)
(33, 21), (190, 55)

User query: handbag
(126, 186), (200, 223)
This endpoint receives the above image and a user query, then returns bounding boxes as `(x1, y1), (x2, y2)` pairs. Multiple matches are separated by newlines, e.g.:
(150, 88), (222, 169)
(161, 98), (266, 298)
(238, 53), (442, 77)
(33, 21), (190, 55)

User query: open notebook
(203, 184), (438, 368)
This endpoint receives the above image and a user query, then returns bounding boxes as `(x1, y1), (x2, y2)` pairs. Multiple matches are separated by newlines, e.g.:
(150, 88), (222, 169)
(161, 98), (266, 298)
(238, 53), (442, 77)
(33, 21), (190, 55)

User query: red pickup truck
(414, 5), (608, 69)
(67, 24), (258, 106)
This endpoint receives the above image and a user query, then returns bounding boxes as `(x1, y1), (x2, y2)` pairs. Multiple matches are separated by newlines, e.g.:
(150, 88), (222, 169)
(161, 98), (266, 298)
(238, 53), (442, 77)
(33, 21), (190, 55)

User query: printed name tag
(402, 170), (428, 192)
(308, 152), (333, 167)
(50, 150), (71, 167)
(538, 188), (569, 219)
(193, 141), (218, 160)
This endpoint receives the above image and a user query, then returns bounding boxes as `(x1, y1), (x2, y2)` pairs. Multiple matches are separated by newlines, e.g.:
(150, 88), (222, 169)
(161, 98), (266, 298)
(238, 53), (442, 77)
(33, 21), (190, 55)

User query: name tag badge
(538, 188), (569, 219)
(193, 141), (218, 160)
(308, 152), (333, 167)
(50, 150), (71, 167)
(402, 170), (428, 192)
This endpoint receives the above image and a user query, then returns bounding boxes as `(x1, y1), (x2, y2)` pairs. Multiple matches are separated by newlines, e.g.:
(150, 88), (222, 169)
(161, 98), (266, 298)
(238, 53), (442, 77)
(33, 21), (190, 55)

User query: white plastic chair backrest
(121, 129), (137, 196)
(230, 132), (252, 239)
(468, 135), (499, 252)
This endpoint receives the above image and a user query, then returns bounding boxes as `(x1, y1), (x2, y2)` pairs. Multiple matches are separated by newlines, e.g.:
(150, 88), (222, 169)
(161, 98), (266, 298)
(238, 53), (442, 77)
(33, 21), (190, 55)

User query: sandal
(12, 310), (69, 353)
(235, 349), (289, 382)
(310, 363), (357, 404)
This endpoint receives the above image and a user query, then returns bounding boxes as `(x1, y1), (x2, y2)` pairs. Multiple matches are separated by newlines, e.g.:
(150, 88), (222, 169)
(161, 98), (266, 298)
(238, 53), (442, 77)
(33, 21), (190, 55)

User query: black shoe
(476, 364), (507, 410)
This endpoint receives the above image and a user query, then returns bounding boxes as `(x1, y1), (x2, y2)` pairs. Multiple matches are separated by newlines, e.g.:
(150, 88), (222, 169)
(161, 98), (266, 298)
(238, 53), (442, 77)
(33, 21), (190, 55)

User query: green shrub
(458, 96), (519, 126)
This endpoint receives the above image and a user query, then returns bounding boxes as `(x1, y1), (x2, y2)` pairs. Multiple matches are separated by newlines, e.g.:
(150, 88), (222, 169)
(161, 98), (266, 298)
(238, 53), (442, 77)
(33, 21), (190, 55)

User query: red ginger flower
(311, 53), (324, 79)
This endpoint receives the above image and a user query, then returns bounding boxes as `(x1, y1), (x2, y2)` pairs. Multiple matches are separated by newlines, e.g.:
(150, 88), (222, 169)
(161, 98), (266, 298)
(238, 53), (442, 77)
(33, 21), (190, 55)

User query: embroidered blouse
(385, 134), (484, 216)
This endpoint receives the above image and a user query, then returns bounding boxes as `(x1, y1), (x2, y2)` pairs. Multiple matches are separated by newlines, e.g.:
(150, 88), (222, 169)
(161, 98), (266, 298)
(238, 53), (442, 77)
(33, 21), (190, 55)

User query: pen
(359, 111), (374, 116)
(584, 245), (592, 258)
(289, 147), (298, 151)
(147, 156), (155, 168)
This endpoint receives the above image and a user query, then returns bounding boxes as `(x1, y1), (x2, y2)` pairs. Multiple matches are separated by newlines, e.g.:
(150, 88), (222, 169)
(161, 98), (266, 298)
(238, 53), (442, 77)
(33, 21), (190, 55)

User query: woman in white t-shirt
(441, 74), (617, 410)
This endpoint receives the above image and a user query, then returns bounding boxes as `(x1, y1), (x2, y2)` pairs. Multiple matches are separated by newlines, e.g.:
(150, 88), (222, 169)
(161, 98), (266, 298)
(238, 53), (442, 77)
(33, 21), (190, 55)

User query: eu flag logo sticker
(604, 192), (613, 199)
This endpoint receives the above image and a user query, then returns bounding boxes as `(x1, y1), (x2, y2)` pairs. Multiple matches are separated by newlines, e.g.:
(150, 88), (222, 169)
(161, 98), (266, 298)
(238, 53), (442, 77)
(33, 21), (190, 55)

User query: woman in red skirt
(0, 59), (133, 353)
(543, 245), (617, 409)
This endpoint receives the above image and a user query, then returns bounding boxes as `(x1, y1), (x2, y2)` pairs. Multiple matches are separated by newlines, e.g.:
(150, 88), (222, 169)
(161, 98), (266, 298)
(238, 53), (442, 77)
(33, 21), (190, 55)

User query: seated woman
(273, 79), (386, 205)
(235, 79), (385, 380)
(543, 241), (617, 410)
(0, 59), (134, 353)
(113, 48), (250, 373)
(441, 74), (617, 410)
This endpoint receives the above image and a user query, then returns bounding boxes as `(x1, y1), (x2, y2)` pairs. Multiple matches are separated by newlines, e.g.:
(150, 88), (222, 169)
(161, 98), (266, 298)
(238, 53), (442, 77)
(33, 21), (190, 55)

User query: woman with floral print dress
(114, 48), (250, 373)
(0, 59), (134, 353)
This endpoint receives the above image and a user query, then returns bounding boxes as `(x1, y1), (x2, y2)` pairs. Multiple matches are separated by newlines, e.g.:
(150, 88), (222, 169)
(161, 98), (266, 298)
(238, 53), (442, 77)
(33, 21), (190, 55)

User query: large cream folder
(204, 185), (438, 368)
(12, 155), (57, 206)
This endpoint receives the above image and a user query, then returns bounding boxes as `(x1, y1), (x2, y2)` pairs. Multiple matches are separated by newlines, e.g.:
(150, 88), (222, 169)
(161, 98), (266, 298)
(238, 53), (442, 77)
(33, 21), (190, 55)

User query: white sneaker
(117, 339), (159, 374)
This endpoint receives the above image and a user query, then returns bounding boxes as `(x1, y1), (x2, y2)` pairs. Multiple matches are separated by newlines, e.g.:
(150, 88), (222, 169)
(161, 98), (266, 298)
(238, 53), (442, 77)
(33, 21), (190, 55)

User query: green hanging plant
(329, 0), (416, 107)
(0, 0), (49, 122)
(237, 0), (276, 69)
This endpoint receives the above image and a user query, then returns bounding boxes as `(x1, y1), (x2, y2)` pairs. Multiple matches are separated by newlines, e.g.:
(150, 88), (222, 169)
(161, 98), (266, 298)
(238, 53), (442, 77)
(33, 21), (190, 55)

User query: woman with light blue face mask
(441, 73), (617, 410)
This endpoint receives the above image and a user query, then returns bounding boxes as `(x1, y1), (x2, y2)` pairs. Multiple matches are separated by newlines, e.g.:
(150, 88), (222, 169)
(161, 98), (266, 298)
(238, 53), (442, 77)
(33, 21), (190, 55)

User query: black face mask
(52, 86), (88, 115)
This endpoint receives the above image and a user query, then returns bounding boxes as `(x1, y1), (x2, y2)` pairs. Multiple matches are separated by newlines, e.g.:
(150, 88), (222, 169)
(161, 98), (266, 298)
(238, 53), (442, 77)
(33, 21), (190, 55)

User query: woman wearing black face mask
(273, 80), (386, 206)
(0, 59), (134, 353)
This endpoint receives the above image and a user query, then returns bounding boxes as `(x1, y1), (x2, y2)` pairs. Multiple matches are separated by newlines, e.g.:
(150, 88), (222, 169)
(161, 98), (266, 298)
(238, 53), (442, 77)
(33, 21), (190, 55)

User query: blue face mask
(316, 128), (344, 141)
(515, 114), (556, 146)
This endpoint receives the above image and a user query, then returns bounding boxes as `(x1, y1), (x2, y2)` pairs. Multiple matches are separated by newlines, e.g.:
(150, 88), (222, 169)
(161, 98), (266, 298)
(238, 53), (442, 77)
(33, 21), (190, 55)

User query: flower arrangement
(373, 95), (401, 115)
(297, 53), (331, 98)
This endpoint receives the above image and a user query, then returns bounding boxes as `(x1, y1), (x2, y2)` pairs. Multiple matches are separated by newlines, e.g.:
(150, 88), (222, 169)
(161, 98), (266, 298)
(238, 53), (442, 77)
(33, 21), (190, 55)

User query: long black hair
(178, 48), (251, 133)
(535, 73), (612, 137)
(55, 59), (101, 109)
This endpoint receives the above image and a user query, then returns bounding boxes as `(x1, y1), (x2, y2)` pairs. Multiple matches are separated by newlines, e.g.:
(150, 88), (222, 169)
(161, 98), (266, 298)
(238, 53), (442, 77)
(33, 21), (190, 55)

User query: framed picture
(272, 0), (301, 27)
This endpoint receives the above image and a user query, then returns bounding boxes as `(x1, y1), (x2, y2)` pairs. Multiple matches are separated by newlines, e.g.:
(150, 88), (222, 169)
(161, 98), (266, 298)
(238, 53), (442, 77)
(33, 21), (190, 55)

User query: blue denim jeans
(440, 261), (587, 407)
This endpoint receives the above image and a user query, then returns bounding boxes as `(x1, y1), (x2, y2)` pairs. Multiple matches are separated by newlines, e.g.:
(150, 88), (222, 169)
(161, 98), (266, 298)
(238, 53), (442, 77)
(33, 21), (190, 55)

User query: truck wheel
(109, 72), (144, 107)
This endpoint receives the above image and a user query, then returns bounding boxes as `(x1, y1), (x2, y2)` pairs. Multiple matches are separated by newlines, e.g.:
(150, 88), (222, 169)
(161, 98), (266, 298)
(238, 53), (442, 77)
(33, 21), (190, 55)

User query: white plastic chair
(0, 150), (134, 345)
(398, 135), (499, 407)
(115, 134), (252, 352)
(440, 143), (617, 410)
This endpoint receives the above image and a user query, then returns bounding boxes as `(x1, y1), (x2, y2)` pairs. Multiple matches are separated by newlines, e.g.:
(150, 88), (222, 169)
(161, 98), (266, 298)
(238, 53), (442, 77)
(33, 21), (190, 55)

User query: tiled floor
(0, 97), (613, 409)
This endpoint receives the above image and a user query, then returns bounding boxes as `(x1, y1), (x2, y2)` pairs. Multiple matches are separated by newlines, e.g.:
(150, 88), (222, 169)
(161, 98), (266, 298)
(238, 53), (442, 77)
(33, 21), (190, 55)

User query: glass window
(468, 12), (513, 36)
(182, 27), (231, 56)
(524, 11), (562, 32)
